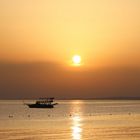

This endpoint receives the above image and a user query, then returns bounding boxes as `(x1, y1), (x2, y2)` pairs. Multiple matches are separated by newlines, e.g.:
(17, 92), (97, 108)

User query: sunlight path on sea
(71, 115), (82, 140)
(70, 100), (84, 140)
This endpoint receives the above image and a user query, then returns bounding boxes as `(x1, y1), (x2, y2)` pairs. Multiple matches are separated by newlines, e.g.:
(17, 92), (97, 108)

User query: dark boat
(26, 98), (58, 108)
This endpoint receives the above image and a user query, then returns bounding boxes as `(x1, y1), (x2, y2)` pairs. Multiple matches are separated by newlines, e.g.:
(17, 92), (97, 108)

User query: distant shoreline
(0, 97), (140, 100)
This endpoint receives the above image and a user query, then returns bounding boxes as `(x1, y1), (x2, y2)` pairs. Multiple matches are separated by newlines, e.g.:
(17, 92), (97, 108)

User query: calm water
(0, 100), (140, 140)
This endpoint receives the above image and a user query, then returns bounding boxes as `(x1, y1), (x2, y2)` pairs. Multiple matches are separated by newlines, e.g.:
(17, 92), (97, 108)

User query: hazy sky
(0, 0), (140, 99)
(1, 0), (140, 66)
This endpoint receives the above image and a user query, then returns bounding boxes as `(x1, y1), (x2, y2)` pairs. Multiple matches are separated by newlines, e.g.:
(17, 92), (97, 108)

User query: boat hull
(27, 104), (54, 108)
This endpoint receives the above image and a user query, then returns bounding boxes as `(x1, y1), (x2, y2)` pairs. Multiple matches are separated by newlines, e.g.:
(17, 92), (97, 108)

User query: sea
(0, 100), (140, 140)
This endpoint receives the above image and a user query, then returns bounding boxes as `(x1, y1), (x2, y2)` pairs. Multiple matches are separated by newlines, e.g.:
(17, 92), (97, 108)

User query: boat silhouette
(26, 98), (58, 108)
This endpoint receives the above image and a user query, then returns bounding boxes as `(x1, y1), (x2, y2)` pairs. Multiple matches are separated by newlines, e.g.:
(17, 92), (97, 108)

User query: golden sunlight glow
(72, 55), (81, 65)
(70, 101), (84, 140)
(72, 115), (82, 140)
(1, 0), (140, 68)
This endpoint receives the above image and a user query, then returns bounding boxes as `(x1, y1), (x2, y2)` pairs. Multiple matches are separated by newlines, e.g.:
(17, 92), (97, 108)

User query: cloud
(0, 62), (140, 99)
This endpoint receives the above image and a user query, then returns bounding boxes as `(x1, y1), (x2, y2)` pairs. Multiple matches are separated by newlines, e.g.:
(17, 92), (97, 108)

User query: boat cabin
(36, 98), (54, 105)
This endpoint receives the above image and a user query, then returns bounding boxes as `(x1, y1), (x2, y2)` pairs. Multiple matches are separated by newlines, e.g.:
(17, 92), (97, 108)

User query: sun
(72, 55), (81, 65)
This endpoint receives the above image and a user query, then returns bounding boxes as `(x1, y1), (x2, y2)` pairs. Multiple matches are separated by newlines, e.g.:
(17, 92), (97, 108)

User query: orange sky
(0, 0), (140, 99)
(0, 0), (140, 68)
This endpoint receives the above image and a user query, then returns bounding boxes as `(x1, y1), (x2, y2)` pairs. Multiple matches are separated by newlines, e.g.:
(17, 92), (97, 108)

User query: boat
(26, 98), (58, 108)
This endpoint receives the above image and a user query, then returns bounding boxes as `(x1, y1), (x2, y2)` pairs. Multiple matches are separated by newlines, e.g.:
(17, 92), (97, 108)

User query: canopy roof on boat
(36, 98), (54, 103)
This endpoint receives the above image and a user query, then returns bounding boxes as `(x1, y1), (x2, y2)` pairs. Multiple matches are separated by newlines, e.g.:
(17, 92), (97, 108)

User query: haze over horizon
(0, 61), (140, 99)
(0, 0), (140, 99)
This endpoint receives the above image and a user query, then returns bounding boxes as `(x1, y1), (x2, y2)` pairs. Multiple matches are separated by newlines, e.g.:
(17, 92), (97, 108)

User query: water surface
(0, 100), (140, 140)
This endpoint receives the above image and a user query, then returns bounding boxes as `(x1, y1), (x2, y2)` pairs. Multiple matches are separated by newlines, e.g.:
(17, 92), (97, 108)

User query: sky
(0, 0), (140, 99)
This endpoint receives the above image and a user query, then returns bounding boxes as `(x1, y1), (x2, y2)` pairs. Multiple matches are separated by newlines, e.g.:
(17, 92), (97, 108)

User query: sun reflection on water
(70, 100), (84, 140)
(71, 115), (82, 140)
